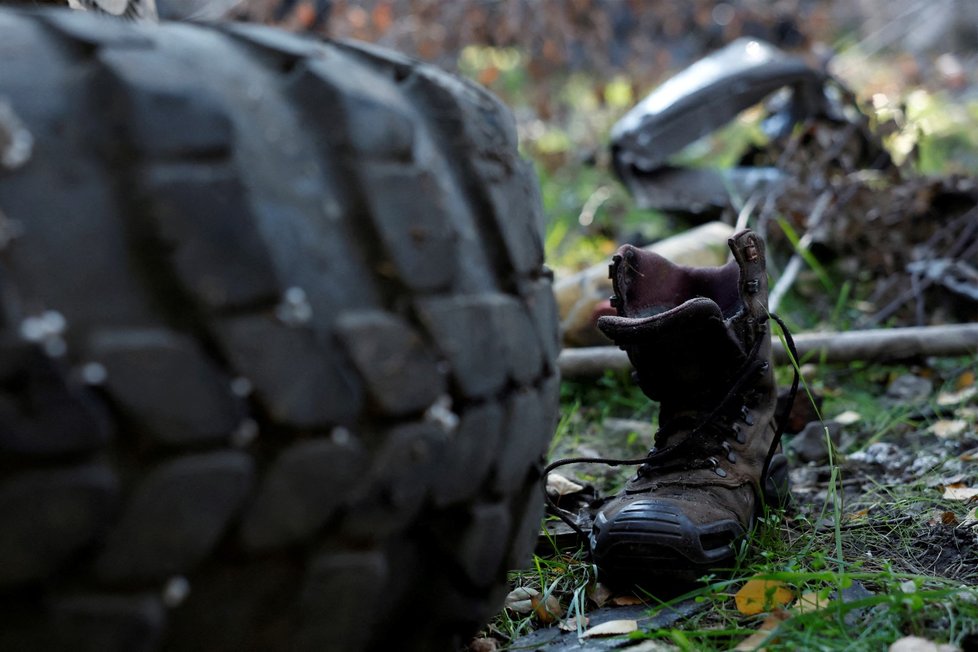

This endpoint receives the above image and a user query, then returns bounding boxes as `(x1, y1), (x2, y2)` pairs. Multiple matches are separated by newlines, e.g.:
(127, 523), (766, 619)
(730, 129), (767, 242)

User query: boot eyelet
(746, 279), (760, 294)
(715, 467), (727, 478)
(739, 405), (754, 425)
(734, 426), (746, 444)
(721, 442), (737, 463)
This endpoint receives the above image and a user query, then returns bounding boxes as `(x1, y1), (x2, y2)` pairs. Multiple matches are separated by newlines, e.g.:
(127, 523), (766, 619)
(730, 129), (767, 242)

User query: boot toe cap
(590, 497), (745, 586)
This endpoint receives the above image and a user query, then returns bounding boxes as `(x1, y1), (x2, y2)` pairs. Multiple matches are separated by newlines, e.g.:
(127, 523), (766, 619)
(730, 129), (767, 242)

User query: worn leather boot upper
(591, 229), (785, 586)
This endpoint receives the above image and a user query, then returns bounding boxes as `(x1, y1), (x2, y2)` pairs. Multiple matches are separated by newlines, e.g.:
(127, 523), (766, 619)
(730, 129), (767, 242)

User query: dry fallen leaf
(504, 587), (538, 614)
(942, 485), (978, 502)
(734, 609), (790, 651)
(962, 506), (978, 527)
(558, 615), (588, 632)
(588, 582), (612, 608)
(610, 594), (645, 606)
(888, 634), (961, 652)
(929, 419), (968, 439)
(735, 579), (795, 615)
(546, 472), (584, 497)
(530, 592), (563, 624)
(581, 619), (638, 638)
(844, 508), (870, 522)
(927, 510), (959, 526)
(936, 386), (978, 406)
(468, 637), (498, 652)
(834, 410), (862, 425)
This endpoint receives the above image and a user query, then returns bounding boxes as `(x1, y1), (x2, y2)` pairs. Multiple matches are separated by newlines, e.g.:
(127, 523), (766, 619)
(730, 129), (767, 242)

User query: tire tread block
(339, 422), (439, 541)
(0, 346), (112, 456)
(53, 593), (164, 652)
(358, 163), (457, 292)
(335, 310), (446, 416)
(217, 314), (362, 428)
(95, 451), (253, 584)
(0, 464), (118, 587)
(96, 46), (233, 157)
(139, 164), (282, 310)
(241, 437), (368, 550)
(90, 328), (243, 446)
(415, 294), (510, 399)
(430, 402), (502, 506)
(453, 503), (511, 588)
(296, 551), (387, 652)
(493, 387), (549, 494)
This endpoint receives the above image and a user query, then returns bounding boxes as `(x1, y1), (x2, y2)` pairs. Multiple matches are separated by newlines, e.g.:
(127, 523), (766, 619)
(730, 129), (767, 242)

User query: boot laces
(542, 312), (800, 551)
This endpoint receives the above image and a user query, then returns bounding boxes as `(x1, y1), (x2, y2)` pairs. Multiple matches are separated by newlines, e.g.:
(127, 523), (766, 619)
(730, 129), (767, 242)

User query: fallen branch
(558, 323), (978, 379)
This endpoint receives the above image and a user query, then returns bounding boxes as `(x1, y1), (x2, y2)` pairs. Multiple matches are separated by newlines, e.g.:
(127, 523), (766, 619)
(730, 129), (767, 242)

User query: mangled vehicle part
(611, 38), (881, 215)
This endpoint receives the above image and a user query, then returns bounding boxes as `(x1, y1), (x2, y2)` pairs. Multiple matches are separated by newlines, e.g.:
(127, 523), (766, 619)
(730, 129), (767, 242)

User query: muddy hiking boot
(547, 229), (799, 588)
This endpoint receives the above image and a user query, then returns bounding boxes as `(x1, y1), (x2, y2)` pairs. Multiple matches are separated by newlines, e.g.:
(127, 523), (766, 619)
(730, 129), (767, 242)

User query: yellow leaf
(956, 370), (975, 390)
(844, 508), (870, 522)
(735, 579), (795, 615)
(734, 609), (790, 651)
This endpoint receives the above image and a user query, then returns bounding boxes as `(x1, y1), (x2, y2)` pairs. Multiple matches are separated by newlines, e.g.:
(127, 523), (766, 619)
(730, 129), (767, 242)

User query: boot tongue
(598, 298), (747, 411)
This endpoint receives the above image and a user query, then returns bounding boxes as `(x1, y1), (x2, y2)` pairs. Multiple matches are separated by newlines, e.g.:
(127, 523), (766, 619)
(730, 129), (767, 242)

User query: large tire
(0, 9), (559, 651)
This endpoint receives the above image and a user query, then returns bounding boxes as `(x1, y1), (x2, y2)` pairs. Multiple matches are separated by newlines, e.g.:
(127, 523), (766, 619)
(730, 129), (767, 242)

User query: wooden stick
(558, 323), (978, 379)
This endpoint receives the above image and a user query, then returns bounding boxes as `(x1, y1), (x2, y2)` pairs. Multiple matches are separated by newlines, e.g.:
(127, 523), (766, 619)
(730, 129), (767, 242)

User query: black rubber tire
(0, 9), (559, 651)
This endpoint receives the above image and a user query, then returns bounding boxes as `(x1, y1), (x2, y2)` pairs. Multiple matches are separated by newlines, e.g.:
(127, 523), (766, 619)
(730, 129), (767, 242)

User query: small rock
(848, 442), (910, 469)
(886, 374), (933, 404)
(788, 420), (842, 464)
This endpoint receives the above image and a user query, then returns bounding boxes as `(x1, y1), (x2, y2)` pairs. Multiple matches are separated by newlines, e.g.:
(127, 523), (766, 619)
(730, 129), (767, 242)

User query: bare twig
(558, 323), (978, 379)
(768, 190), (834, 313)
